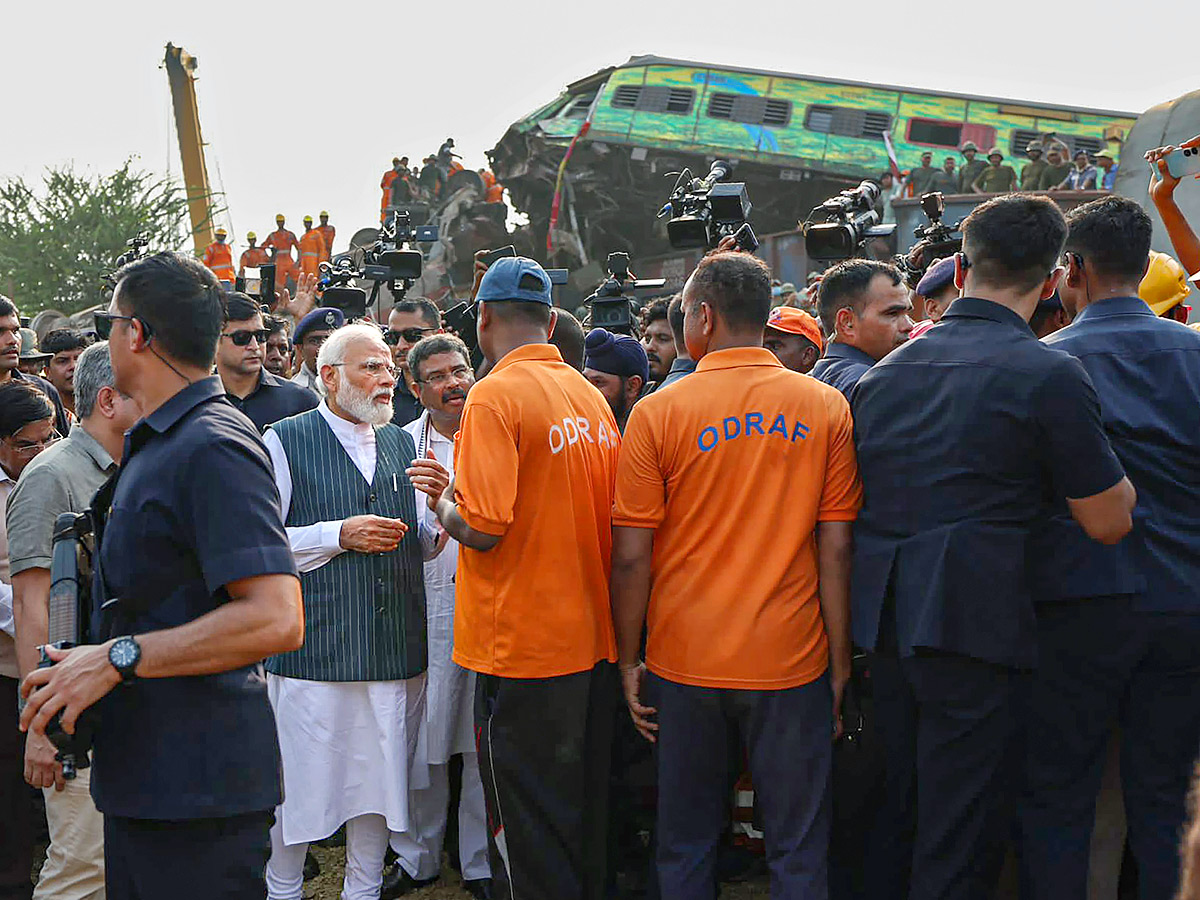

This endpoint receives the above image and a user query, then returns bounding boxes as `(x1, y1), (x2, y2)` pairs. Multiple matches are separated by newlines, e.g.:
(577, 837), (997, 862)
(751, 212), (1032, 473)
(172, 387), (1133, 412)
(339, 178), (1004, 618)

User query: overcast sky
(4, 1), (1194, 256)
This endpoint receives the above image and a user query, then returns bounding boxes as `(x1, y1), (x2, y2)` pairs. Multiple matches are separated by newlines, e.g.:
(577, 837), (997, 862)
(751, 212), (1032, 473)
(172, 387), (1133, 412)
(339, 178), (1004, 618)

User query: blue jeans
(649, 671), (832, 900)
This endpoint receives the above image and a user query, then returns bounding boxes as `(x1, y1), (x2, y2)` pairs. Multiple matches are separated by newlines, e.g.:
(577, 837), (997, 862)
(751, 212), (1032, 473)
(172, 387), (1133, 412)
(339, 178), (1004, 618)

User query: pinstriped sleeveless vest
(266, 410), (427, 681)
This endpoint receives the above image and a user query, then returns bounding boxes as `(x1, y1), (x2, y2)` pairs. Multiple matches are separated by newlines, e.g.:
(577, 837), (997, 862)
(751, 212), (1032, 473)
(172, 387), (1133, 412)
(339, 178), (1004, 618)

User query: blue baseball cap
(476, 257), (553, 306)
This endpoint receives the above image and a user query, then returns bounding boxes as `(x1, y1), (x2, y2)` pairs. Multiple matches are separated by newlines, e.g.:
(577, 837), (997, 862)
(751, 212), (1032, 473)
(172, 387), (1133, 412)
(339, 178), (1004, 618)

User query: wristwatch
(108, 635), (142, 683)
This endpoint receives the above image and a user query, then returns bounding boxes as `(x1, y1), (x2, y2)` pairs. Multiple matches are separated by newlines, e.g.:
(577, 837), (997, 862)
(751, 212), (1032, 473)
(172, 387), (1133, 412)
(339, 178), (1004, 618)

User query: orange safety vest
(381, 169), (400, 212)
(263, 228), (299, 283)
(486, 180), (504, 203)
(298, 229), (326, 277)
(202, 241), (236, 282)
(316, 224), (335, 260)
(239, 246), (270, 275)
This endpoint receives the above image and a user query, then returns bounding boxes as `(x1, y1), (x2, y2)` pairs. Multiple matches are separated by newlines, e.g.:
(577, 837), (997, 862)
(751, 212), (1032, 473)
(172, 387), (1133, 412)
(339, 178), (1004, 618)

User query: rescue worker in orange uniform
(381, 157), (408, 221)
(479, 169), (504, 204)
(316, 212), (335, 262)
(298, 216), (327, 279)
(202, 227), (236, 284)
(239, 231), (270, 276)
(263, 214), (300, 294)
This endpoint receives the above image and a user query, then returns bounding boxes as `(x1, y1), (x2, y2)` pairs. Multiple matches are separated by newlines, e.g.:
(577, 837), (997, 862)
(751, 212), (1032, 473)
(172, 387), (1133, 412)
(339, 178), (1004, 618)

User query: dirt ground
(304, 846), (771, 899)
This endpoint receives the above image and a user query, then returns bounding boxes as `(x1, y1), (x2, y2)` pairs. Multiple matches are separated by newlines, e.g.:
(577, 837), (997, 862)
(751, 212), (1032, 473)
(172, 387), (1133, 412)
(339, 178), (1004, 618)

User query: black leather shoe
(379, 864), (438, 899)
(463, 878), (493, 900)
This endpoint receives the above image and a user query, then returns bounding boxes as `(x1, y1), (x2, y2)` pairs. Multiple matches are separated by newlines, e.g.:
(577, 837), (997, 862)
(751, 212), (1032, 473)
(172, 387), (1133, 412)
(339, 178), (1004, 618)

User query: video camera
(318, 211), (439, 319)
(802, 181), (896, 260)
(443, 246), (569, 362)
(659, 160), (758, 252)
(584, 252), (667, 334)
(897, 192), (963, 288)
(37, 512), (98, 780)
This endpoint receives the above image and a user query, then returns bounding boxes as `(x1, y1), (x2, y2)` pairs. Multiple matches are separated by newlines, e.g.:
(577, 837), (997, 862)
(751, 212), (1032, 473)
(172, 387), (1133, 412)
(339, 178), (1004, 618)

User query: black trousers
(475, 660), (617, 900)
(0, 676), (33, 900)
(870, 650), (1026, 900)
(104, 809), (273, 900)
(650, 672), (833, 900)
(1021, 598), (1200, 900)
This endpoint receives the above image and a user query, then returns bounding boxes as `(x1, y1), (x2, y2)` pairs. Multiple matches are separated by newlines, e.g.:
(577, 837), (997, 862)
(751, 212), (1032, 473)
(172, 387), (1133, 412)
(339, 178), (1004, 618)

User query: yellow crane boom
(163, 43), (216, 257)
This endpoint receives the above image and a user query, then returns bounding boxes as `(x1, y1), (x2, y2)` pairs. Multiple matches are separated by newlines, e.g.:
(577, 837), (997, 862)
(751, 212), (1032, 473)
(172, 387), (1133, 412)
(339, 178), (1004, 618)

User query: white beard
(335, 374), (393, 426)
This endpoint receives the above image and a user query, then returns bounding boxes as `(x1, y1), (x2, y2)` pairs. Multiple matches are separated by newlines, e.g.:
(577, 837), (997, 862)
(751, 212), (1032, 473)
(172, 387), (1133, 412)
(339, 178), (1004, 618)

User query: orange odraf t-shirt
(452, 343), (621, 678)
(613, 346), (862, 690)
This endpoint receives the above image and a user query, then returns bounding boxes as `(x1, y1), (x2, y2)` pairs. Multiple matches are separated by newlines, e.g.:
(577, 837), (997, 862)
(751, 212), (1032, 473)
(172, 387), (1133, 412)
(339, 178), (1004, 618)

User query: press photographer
(18, 251), (304, 899)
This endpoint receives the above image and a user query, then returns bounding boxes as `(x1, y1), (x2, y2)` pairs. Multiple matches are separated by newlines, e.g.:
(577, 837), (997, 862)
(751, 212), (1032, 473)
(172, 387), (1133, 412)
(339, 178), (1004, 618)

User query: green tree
(0, 159), (214, 315)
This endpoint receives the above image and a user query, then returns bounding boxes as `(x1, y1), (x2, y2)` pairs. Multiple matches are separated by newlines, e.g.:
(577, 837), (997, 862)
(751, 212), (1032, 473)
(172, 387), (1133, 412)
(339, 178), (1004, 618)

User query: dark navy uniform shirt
(850, 298), (1125, 668)
(1039, 296), (1200, 612)
(224, 368), (318, 432)
(811, 341), (877, 398)
(391, 386), (423, 427)
(90, 376), (298, 819)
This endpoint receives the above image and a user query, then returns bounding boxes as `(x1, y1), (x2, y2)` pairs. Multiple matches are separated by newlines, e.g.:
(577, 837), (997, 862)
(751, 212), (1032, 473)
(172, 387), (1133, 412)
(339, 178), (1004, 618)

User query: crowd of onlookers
(874, 136), (1120, 225)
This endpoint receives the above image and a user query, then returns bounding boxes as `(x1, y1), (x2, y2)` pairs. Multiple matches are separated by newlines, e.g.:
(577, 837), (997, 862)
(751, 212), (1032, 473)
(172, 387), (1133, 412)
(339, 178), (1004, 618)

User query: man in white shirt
(261, 323), (449, 900)
(388, 335), (492, 899)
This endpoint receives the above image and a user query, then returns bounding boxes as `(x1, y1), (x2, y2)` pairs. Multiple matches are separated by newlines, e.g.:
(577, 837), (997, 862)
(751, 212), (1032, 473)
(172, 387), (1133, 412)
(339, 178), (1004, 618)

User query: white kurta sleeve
(263, 428), (346, 574)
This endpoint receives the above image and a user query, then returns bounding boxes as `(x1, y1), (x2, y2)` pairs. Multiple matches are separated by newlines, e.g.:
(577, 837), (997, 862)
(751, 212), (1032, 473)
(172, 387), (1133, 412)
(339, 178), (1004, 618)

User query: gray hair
(408, 334), (470, 383)
(73, 341), (116, 420)
(314, 323), (389, 397)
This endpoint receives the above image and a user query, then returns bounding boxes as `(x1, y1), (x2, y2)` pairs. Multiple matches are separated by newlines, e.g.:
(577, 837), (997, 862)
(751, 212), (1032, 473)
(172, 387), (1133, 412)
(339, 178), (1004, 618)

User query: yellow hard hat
(214, 226), (227, 237)
(1139, 250), (1191, 316)
(247, 231), (257, 241)
(276, 214), (285, 223)
(303, 215), (313, 223)
(319, 210), (329, 217)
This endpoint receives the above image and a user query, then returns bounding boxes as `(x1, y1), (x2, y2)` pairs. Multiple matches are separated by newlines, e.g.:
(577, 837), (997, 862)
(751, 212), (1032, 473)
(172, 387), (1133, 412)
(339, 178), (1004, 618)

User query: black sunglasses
(222, 329), (270, 347)
(383, 327), (435, 346)
(94, 312), (149, 340)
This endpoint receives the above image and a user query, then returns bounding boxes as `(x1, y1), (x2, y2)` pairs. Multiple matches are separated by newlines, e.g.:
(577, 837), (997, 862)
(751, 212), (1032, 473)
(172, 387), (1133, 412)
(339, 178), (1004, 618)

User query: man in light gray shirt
(7, 341), (141, 900)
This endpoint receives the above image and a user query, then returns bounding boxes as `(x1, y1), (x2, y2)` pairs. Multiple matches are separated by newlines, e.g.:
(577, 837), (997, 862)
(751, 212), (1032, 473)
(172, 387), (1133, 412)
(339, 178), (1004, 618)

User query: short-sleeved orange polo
(452, 343), (621, 678)
(613, 346), (862, 690)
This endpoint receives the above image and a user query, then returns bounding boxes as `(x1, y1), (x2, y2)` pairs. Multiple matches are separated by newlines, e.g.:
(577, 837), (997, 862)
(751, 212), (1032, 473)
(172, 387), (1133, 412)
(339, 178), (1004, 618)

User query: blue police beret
(584, 328), (649, 385)
(294, 307), (344, 344)
(916, 256), (957, 298)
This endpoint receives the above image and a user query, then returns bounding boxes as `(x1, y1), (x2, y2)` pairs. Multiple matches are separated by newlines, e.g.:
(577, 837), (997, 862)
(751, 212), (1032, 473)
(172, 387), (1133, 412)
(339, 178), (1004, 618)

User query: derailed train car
(490, 55), (1136, 269)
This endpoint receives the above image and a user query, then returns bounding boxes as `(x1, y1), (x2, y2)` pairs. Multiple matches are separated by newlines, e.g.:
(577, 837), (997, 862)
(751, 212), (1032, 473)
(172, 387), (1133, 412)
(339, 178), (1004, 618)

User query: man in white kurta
(390, 335), (492, 897)
(260, 324), (448, 900)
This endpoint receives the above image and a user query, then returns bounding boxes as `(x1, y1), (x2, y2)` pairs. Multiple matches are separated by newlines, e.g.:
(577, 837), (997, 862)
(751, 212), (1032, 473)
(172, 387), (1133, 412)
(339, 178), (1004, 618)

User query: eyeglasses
(4, 430), (61, 458)
(329, 360), (398, 379)
(416, 365), (472, 388)
(383, 327), (436, 346)
(222, 329), (269, 347)
(93, 312), (137, 340)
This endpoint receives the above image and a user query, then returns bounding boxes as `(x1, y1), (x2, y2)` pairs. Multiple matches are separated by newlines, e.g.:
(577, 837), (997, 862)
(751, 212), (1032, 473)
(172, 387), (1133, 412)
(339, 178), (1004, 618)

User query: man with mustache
(387, 334), (492, 898)
(260, 323), (450, 900)
(639, 298), (676, 389)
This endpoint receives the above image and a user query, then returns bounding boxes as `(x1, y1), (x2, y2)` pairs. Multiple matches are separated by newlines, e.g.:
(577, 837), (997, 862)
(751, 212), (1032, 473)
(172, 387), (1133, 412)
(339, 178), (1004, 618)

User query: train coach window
(804, 105), (891, 140)
(1010, 128), (1105, 158)
(907, 118), (963, 147)
(611, 85), (695, 115)
(709, 93), (793, 127)
(563, 93), (597, 118)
